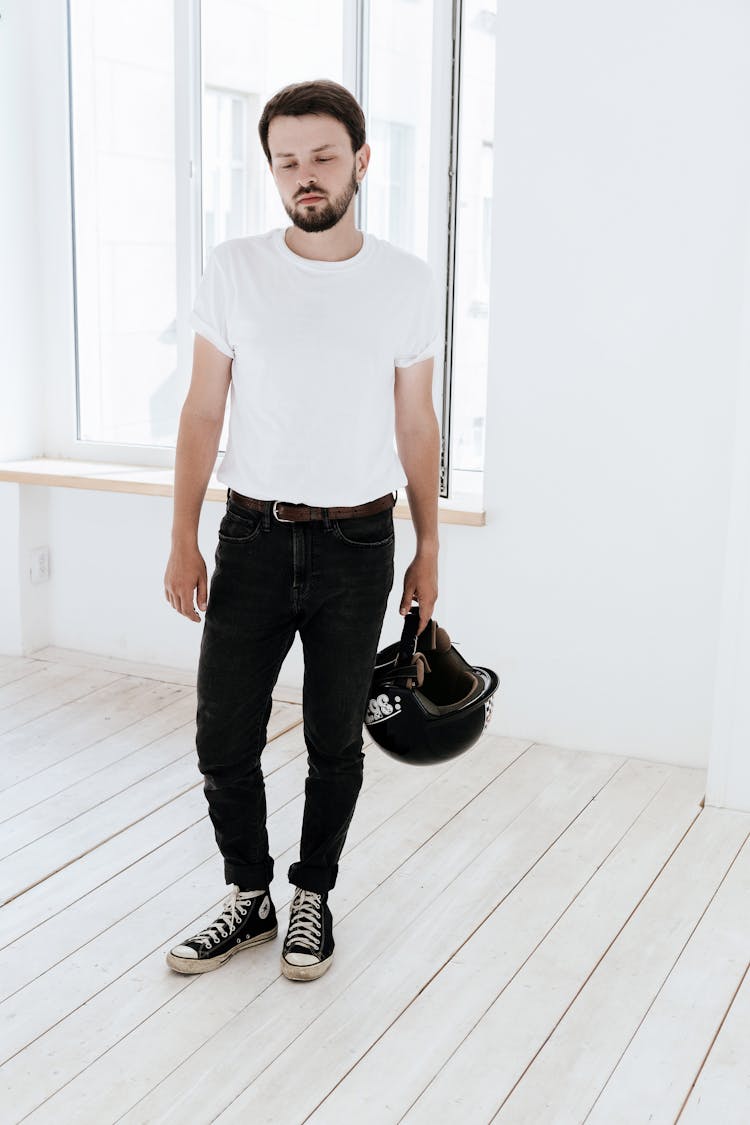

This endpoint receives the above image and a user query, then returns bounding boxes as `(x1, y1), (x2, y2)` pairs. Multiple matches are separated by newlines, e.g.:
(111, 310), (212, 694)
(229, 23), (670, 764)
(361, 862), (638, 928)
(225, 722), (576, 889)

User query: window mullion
(175, 0), (203, 407)
(342, 0), (369, 231)
(428, 0), (461, 498)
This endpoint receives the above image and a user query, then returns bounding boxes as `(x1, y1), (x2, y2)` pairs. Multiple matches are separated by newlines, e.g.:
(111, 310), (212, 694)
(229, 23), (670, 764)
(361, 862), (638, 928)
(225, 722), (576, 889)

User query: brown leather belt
(228, 488), (397, 523)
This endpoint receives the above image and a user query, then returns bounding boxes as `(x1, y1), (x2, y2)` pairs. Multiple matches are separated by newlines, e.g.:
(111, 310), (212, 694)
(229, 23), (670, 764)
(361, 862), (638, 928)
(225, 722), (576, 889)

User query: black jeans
(195, 490), (396, 894)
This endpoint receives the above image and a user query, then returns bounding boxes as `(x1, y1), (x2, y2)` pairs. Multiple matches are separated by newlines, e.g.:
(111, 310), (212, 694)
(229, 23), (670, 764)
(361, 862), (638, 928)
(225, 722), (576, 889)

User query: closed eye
(282, 157), (333, 169)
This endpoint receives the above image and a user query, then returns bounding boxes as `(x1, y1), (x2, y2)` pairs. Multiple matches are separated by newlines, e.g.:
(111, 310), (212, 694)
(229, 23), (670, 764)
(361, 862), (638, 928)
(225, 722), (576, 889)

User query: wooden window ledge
(0, 458), (485, 526)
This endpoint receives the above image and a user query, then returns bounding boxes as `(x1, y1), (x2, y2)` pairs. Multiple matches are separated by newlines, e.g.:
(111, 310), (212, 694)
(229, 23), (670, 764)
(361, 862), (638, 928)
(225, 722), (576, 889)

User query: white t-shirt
(190, 226), (440, 506)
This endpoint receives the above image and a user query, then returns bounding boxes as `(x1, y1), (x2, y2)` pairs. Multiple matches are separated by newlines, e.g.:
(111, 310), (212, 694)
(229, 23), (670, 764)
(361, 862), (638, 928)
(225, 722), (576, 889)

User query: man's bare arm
(165, 334), (232, 620)
(394, 356), (440, 632)
(394, 356), (440, 555)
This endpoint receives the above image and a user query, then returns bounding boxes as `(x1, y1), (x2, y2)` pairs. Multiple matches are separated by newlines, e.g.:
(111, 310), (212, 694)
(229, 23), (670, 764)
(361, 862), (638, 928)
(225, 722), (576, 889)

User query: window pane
(70, 0), (178, 447)
(200, 0), (344, 258)
(204, 89), (248, 246)
(366, 0), (434, 260)
(450, 0), (496, 498)
(200, 0), (345, 452)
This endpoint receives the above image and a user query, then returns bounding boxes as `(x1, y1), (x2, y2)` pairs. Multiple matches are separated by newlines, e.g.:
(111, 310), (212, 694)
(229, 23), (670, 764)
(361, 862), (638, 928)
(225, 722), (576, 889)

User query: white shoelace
(195, 886), (262, 949)
(286, 888), (323, 950)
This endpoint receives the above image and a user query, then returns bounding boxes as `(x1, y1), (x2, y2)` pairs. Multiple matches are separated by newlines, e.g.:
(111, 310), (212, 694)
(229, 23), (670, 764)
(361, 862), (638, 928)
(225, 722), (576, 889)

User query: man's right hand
(164, 544), (208, 622)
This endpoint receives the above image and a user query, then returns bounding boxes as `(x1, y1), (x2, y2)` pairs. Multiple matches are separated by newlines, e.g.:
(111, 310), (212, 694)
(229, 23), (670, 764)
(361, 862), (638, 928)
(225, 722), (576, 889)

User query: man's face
(267, 113), (367, 233)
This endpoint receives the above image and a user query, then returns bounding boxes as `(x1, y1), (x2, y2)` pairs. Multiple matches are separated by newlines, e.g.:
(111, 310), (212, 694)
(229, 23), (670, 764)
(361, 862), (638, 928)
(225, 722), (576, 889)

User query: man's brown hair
(258, 79), (367, 194)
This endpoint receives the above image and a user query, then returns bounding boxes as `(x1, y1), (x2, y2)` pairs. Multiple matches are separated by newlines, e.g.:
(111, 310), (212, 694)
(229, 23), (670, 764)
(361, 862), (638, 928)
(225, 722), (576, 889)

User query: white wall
(0, 1), (46, 459)
(478, 0), (750, 769)
(2, 0), (750, 777)
(707, 179), (750, 810)
(2, 484), (466, 695)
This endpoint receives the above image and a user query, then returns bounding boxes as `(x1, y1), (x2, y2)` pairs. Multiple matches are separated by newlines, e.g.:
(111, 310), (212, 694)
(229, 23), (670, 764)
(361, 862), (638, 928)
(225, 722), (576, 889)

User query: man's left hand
(400, 553), (438, 635)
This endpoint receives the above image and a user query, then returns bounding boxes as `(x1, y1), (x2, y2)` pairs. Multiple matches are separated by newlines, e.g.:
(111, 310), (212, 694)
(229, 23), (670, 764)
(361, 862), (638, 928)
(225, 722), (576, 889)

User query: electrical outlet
(30, 546), (50, 584)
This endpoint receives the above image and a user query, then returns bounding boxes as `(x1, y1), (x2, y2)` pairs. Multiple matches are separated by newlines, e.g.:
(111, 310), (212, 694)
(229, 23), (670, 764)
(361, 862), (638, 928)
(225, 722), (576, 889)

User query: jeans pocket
(218, 502), (263, 544)
(331, 509), (394, 548)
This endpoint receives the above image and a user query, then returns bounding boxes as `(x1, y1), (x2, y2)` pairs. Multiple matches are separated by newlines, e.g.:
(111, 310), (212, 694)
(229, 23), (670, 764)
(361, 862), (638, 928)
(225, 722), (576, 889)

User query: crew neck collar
(274, 226), (374, 271)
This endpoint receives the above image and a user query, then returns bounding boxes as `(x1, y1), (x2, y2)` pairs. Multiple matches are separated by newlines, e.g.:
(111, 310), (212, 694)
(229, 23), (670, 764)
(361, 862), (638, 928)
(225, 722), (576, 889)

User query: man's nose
(297, 164), (318, 185)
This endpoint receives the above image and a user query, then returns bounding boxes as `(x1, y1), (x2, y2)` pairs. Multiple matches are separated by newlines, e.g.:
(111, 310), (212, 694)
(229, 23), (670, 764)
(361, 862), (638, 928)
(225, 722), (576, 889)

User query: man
(164, 79), (440, 982)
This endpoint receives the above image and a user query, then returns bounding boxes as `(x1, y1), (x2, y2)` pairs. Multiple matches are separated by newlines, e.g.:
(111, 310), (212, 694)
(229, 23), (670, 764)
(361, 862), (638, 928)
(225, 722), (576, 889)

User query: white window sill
(0, 458), (486, 526)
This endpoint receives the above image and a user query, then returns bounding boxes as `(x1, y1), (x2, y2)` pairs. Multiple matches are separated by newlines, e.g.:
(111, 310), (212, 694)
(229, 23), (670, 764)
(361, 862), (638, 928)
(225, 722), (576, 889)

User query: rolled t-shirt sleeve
(394, 266), (440, 368)
(190, 247), (233, 358)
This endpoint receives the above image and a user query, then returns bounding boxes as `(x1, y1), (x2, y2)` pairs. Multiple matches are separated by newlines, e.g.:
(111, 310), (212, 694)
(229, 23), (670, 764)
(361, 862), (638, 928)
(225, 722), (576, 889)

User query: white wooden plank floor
(0, 646), (747, 1125)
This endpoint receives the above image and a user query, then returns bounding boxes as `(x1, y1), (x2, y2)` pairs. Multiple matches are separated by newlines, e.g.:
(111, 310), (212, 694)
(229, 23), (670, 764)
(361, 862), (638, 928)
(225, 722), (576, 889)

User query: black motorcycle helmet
(364, 605), (500, 765)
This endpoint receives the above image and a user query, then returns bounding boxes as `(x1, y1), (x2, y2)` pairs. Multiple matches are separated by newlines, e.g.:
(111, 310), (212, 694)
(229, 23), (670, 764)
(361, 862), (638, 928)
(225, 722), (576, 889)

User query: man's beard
(284, 165), (359, 232)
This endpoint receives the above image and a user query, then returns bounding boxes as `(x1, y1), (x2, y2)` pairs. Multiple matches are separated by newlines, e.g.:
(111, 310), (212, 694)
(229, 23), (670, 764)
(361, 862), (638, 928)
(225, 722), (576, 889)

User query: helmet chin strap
(396, 608), (451, 670)
(396, 605), (422, 667)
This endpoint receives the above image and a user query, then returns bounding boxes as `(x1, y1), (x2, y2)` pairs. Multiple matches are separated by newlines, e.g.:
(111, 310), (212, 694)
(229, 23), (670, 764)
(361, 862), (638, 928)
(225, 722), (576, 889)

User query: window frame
(56, 0), (474, 505)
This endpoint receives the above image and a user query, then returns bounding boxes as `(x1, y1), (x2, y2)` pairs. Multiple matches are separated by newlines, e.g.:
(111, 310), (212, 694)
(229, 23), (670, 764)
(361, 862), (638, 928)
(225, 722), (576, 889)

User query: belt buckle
(272, 500), (295, 523)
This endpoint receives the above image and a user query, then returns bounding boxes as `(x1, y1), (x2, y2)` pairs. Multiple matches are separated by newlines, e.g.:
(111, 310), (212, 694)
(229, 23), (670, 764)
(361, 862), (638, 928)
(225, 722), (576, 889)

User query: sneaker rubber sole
(166, 924), (278, 974)
(280, 949), (334, 981)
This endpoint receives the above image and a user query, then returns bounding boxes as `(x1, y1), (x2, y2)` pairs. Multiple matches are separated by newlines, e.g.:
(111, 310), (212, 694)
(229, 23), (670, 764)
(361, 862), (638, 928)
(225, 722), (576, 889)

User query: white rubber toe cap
(284, 951), (319, 966)
(171, 944), (199, 959)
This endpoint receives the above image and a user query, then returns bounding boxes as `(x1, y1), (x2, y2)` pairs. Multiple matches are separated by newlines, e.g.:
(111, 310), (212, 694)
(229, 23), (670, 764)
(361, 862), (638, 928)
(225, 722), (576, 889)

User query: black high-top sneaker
(166, 885), (277, 974)
(280, 887), (335, 981)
